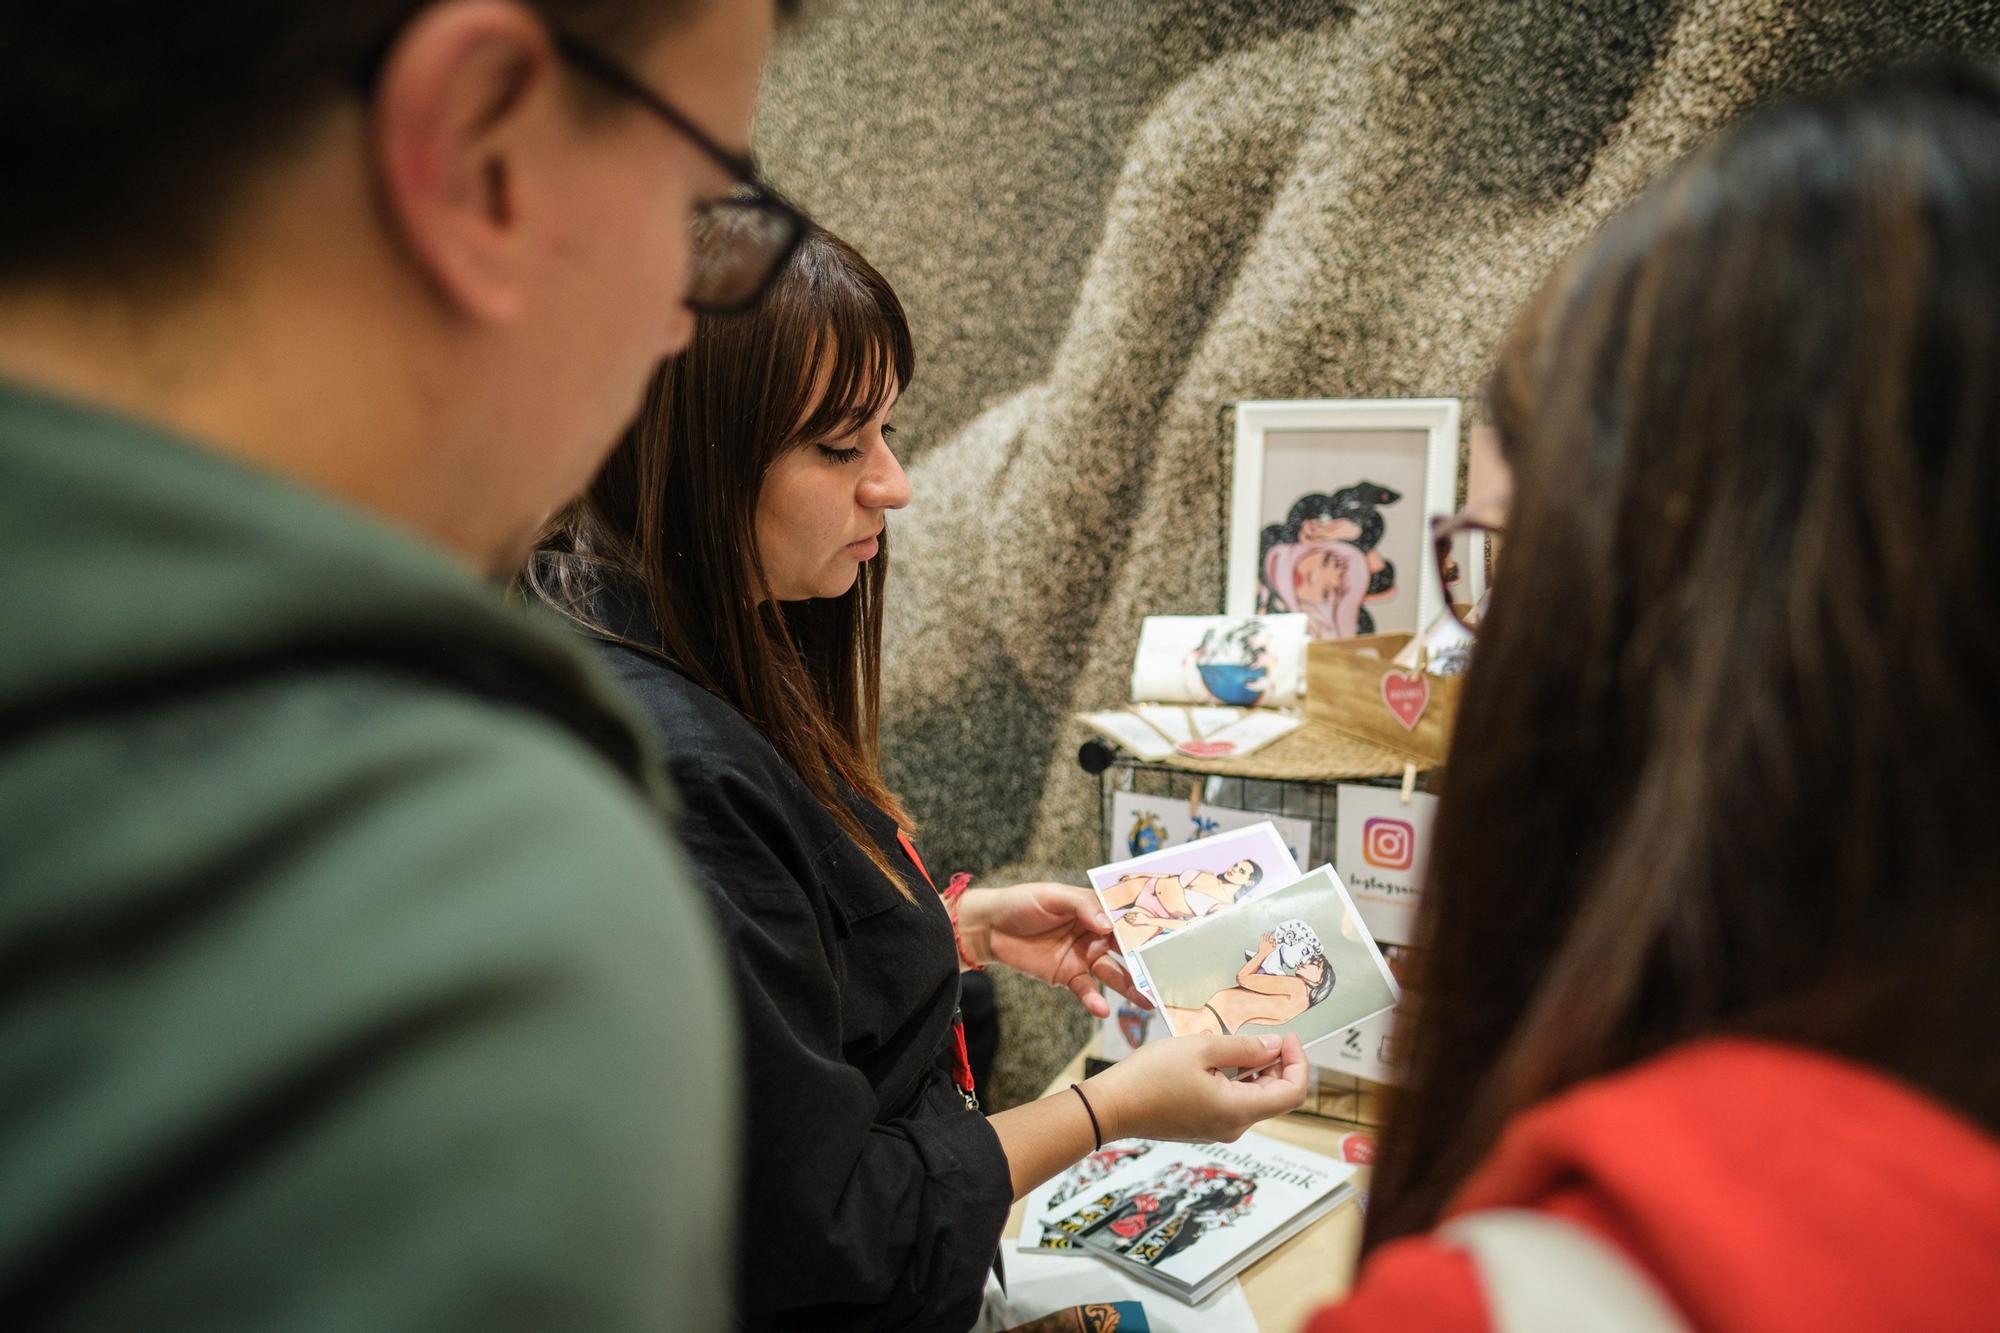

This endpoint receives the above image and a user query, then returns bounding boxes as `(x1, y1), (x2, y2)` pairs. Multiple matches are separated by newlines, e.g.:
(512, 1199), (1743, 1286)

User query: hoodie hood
(0, 378), (666, 804)
(1444, 1038), (2000, 1333)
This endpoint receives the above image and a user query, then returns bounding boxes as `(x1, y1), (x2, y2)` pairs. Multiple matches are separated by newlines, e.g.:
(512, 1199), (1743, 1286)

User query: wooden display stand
(1305, 632), (1463, 768)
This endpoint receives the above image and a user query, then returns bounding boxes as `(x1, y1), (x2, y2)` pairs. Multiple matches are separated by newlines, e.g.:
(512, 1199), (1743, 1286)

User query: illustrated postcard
(1087, 822), (1302, 964)
(1138, 865), (1400, 1052)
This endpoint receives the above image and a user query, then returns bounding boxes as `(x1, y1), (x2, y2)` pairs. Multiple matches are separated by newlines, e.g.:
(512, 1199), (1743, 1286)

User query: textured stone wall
(756, 2), (1999, 1103)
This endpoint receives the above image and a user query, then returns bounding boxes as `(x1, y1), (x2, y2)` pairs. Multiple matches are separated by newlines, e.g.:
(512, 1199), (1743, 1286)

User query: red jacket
(1308, 1039), (2000, 1333)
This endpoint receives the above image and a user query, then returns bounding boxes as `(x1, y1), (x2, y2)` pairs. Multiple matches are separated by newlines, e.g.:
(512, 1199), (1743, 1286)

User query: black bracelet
(1070, 1082), (1103, 1151)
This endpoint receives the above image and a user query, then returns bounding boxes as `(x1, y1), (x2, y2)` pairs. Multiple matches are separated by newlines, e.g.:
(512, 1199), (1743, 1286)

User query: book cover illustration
(1000, 1300), (1151, 1332)
(1049, 1160), (1257, 1271)
(1140, 865), (1399, 1052)
(1047, 1144), (1159, 1211)
(1025, 1134), (1357, 1301)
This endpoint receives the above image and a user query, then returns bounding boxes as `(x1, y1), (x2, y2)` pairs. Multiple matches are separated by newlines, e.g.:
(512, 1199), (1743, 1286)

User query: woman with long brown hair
(529, 224), (1307, 1330)
(1309, 62), (2000, 1332)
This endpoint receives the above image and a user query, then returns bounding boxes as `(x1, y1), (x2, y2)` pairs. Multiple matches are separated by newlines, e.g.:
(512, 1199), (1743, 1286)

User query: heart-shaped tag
(1380, 670), (1430, 731)
(1176, 738), (1236, 758)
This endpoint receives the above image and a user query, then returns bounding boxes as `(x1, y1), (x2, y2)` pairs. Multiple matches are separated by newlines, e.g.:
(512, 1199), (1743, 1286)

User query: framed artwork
(1227, 399), (1461, 639)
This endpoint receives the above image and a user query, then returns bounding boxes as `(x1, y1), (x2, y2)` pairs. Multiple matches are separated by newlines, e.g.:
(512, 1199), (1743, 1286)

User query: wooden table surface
(1004, 1051), (1370, 1331)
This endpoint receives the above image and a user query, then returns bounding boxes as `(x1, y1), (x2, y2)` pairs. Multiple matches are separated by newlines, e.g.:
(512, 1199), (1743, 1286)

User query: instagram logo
(1362, 818), (1415, 870)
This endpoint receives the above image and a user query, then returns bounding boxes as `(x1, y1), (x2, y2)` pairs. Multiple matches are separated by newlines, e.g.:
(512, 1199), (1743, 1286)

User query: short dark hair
(0, 2), (711, 290)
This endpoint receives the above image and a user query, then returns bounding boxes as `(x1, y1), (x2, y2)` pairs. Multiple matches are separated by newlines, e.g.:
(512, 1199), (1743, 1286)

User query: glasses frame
(1430, 511), (1502, 633)
(551, 32), (806, 315)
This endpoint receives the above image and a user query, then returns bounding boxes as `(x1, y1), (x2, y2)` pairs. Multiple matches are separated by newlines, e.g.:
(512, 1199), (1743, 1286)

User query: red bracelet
(941, 872), (984, 971)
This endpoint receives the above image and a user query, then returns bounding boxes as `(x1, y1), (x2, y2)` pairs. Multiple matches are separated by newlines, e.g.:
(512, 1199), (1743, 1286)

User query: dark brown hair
(1365, 60), (2000, 1251)
(529, 224), (917, 892)
(0, 0), (795, 288)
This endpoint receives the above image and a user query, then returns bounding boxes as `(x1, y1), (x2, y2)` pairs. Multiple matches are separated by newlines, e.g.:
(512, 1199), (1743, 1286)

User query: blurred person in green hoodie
(0, 2), (798, 1326)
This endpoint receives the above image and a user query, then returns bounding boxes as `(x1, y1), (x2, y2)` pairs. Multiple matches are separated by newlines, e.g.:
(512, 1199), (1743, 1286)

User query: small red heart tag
(1380, 670), (1430, 731)
(1339, 1132), (1378, 1165)
(1176, 739), (1236, 758)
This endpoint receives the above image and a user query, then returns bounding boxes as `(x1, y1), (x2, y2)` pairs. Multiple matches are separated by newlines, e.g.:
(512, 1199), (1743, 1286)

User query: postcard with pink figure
(1141, 865), (1400, 1053)
(1087, 823), (1301, 1000)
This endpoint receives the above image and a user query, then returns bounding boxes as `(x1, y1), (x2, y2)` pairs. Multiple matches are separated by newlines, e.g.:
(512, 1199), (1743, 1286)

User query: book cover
(1023, 1133), (1357, 1304)
(999, 1300), (1151, 1332)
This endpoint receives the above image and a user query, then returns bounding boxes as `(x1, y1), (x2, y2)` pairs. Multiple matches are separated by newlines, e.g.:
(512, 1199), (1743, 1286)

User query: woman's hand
(1086, 1033), (1309, 1143)
(956, 882), (1149, 1016)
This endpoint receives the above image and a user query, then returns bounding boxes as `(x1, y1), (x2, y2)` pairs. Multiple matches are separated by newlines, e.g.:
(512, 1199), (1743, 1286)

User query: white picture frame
(1227, 398), (1461, 639)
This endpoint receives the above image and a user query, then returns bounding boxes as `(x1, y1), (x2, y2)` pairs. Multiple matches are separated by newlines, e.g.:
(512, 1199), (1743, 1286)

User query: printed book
(1019, 1133), (1358, 1305)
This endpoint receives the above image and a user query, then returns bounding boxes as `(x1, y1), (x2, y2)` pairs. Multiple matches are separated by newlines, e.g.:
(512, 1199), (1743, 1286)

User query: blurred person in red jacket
(1310, 59), (2000, 1333)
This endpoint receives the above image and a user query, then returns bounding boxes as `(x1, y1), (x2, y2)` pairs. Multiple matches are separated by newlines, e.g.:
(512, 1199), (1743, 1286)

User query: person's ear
(370, 0), (564, 322)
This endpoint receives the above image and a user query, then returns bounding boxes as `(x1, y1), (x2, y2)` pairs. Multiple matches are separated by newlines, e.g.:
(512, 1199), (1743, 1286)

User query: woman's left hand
(955, 882), (1151, 1017)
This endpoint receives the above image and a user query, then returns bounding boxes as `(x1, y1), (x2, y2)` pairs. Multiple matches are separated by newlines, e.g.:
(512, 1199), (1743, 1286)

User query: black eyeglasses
(1431, 511), (1503, 633)
(552, 33), (806, 315)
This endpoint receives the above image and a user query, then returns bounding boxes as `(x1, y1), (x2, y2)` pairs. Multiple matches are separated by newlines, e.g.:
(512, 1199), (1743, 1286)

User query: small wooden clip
(1400, 762), (1418, 804)
(1188, 779), (1203, 820)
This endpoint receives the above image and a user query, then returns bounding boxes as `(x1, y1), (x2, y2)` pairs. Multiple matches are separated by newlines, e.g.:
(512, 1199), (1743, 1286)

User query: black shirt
(596, 644), (1013, 1332)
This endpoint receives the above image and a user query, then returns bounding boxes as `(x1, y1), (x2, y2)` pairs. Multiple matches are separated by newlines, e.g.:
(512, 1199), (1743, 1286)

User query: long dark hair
(1366, 61), (2000, 1251)
(528, 224), (917, 893)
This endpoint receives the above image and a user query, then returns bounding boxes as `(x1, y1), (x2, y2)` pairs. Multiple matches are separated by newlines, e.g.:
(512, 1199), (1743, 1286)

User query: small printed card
(1180, 709), (1301, 758)
(1110, 791), (1312, 869)
(1099, 993), (1166, 1061)
(1332, 784), (1438, 946)
(1139, 865), (1400, 1053)
(1086, 823), (1301, 1000)
(1081, 707), (1302, 763)
(1312, 995), (1405, 1087)
(1080, 711), (1178, 762)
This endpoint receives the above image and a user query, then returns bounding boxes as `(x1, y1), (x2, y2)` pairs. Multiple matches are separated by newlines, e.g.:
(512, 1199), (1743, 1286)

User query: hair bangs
(787, 244), (914, 449)
(531, 220), (920, 899)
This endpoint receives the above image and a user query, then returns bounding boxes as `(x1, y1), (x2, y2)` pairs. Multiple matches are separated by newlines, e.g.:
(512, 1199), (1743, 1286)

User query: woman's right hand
(1086, 1033), (1308, 1144)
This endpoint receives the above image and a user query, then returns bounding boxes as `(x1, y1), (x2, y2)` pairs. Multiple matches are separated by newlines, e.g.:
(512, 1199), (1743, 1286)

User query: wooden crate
(1305, 633), (1462, 767)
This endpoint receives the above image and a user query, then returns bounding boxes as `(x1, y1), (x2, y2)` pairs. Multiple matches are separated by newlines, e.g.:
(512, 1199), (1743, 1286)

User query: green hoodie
(0, 382), (736, 1329)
